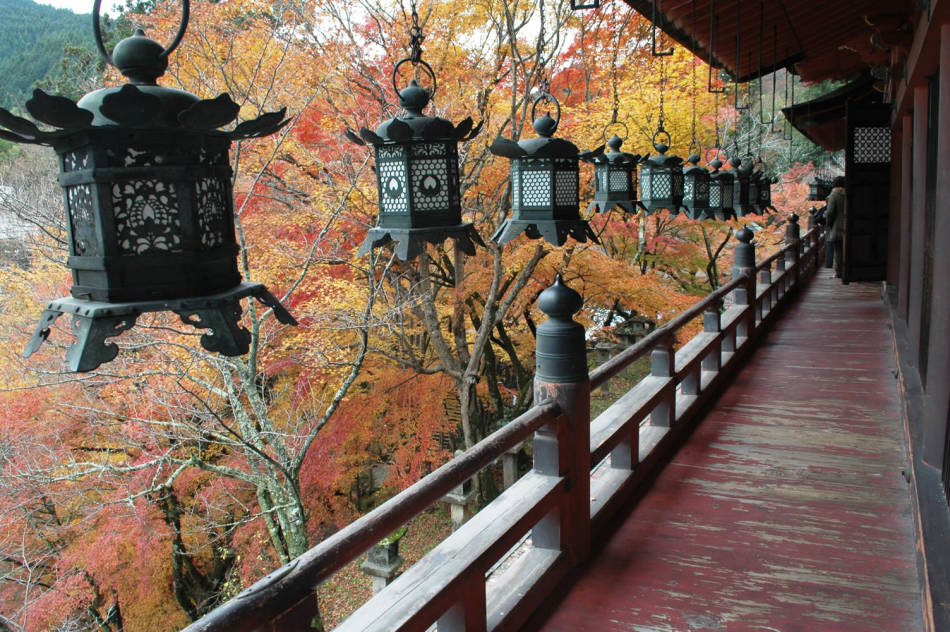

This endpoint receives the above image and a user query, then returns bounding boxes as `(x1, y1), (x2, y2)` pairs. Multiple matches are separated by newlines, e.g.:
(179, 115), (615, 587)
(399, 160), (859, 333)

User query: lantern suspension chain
(689, 0), (698, 153)
(658, 53), (667, 134)
(409, 0), (424, 64)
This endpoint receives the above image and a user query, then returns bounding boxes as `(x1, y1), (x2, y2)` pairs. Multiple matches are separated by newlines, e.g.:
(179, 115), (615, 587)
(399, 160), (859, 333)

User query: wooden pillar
(531, 275), (590, 565)
(898, 113), (913, 319)
(922, 24), (950, 467)
(908, 86), (929, 360)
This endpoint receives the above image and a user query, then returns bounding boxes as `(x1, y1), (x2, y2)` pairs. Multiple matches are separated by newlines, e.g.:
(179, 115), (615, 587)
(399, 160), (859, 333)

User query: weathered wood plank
(537, 277), (925, 632)
(337, 471), (563, 632)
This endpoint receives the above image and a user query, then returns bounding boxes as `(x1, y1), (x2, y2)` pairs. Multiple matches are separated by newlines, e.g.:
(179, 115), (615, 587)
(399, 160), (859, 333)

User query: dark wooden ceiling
(621, 0), (917, 83)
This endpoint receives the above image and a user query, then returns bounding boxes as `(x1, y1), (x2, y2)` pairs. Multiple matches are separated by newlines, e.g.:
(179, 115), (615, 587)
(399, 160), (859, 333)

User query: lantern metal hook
(651, 0), (674, 56)
(391, 57), (438, 98)
(603, 121), (629, 143)
(93, 0), (189, 67)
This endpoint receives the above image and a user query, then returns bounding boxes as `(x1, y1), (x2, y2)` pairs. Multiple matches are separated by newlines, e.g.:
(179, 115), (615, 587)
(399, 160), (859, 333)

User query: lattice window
(197, 177), (228, 248)
(68, 184), (98, 256)
(652, 172), (672, 198)
(410, 159), (450, 211)
(112, 180), (182, 254)
(555, 170), (577, 206)
(379, 161), (409, 214)
(696, 179), (709, 199)
(609, 171), (630, 193)
(853, 126), (891, 163)
(640, 172), (651, 199)
(684, 179), (694, 199)
(521, 171), (551, 207)
(709, 182), (721, 206)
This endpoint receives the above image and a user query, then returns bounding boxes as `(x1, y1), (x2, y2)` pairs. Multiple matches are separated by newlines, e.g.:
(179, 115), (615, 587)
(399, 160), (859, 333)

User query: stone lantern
(1, 0), (296, 371)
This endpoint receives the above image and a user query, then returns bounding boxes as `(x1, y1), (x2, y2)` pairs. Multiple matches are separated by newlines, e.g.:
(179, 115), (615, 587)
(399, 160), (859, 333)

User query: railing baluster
(437, 575), (487, 632)
(702, 301), (722, 374)
(650, 336), (675, 427)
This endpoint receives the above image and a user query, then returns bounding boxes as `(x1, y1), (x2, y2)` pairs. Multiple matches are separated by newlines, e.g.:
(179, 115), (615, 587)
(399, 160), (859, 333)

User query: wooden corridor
(534, 276), (925, 632)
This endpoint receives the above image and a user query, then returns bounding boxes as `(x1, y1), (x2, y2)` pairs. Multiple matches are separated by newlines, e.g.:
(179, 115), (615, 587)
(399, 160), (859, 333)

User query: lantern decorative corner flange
(489, 89), (599, 247)
(581, 124), (643, 215)
(3, 0), (296, 371)
(344, 15), (485, 261)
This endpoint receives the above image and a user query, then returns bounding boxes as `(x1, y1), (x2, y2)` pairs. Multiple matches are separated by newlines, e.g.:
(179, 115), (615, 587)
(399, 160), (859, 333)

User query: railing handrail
(188, 218), (825, 632)
(590, 274), (745, 390)
(183, 401), (562, 632)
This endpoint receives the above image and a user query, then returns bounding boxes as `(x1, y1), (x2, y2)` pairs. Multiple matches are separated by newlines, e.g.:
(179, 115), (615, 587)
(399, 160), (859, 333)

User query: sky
(34, 0), (126, 15)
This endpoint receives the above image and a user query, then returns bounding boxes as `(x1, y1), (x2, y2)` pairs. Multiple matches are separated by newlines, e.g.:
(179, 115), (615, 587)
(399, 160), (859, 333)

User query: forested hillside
(0, 0), (92, 108)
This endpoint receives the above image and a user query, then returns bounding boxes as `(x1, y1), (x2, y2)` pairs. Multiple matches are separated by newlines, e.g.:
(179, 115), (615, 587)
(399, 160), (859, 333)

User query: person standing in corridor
(824, 175), (846, 279)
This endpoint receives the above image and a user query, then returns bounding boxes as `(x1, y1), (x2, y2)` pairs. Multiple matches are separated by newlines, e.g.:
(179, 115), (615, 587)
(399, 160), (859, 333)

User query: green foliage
(0, 0), (95, 108)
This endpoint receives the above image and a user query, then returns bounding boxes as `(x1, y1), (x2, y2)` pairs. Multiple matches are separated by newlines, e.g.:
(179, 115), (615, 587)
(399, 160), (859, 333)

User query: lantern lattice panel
(522, 171), (551, 206)
(652, 172), (671, 198)
(555, 170), (578, 206)
(410, 158), (451, 211)
(378, 159), (410, 214)
(709, 184), (721, 206)
(609, 171), (629, 192)
(853, 126), (890, 163)
(197, 177), (229, 248)
(112, 180), (182, 254)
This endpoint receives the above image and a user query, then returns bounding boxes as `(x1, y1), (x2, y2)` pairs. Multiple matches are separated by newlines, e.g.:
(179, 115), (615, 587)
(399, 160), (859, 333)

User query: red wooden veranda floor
(536, 275), (925, 632)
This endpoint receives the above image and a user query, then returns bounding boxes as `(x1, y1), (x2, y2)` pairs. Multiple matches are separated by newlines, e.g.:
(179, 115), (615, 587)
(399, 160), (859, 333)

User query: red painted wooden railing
(184, 216), (824, 632)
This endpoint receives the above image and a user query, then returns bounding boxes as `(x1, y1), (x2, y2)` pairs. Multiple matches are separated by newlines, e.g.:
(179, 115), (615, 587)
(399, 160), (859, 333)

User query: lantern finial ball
(533, 112), (558, 137)
(112, 29), (168, 84)
(398, 79), (431, 115)
(654, 141), (669, 154)
(607, 135), (623, 151)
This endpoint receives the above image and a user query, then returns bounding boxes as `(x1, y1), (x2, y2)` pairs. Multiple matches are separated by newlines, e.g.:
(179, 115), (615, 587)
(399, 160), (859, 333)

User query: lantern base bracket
(358, 224), (484, 260)
(492, 219), (599, 247)
(23, 282), (297, 372)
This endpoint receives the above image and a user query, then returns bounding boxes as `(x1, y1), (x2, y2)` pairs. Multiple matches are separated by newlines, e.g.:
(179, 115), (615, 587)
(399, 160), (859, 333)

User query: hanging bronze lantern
(682, 153), (712, 219)
(747, 165), (761, 214)
(581, 126), (643, 215)
(707, 157), (736, 220)
(345, 12), (483, 260)
(728, 156), (755, 217)
(489, 89), (600, 246)
(2, 0), (295, 372)
(640, 127), (685, 215)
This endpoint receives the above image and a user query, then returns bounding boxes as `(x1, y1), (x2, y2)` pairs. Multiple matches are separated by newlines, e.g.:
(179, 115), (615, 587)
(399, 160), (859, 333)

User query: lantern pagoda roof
(643, 142), (683, 167)
(581, 135), (640, 165)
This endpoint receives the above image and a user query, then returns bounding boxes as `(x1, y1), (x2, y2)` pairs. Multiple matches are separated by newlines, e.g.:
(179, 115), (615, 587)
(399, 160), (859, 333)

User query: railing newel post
(650, 334), (675, 426)
(758, 264), (771, 319)
(732, 228), (756, 343)
(784, 214), (801, 294)
(532, 274), (591, 566)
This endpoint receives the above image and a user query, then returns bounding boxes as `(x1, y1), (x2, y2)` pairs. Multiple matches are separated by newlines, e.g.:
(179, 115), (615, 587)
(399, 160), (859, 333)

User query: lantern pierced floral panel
(112, 179), (182, 254)
(196, 177), (229, 248)
(67, 184), (98, 256)
(377, 146), (410, 214)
